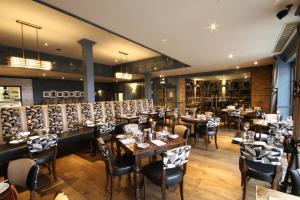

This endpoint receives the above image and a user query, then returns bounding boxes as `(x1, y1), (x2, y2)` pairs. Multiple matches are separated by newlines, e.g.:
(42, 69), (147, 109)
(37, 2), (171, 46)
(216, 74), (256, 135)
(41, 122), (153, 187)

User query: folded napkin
(151, 140), (166, 146)
(120, 138), (136, 145)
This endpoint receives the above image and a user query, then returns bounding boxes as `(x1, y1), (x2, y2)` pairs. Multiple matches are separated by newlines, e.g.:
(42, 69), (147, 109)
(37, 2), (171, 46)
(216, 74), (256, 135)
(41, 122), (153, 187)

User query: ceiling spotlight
(44, 42), (48, 46)
(114, 59), (118, 63)
(161, 38), (167, 42)
(276, 4), (293, 20)
(80, 78), (83, 81)
(42, 73), (46, 76)
(254, 61), (258, 65)
(228, 54), (234, 59)
(236, 66), (240, 69)
(62, 77), (65, 80)
(209, 23), (218, 31)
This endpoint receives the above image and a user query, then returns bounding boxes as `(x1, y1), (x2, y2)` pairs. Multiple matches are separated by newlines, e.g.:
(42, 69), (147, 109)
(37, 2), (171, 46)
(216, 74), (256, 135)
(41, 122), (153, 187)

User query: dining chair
(227, 109), (241, 130)
(290, 169), (300, 196)
(124, 123), (139, 133)
(138, 115), (149, 131)
(97, 137), (134, 200)
(239, 144), (282, 200)
(142, 145), (191, 200)
(27, 134), (58, 181)
(203, 118), (220, 150)
(4, 158), (39, 200)
(173, 125), (190, 145)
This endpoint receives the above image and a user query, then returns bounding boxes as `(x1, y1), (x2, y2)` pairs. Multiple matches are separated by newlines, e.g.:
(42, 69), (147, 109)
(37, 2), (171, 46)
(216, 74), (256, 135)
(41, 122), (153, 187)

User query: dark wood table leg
(135, 155), (143, 200)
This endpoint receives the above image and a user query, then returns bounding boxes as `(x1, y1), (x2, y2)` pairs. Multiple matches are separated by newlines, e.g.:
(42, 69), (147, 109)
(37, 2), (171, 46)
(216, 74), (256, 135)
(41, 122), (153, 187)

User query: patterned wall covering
(113, 101), (122, 117)
(104, 101), (113, 121)
(128, 100), (136, 115)
(26, 105), (44, 133)
(136, 100), (142, 113)
(122, 101), (129, 115)
(93, 102), (105, 122)
(81, 103), (92, 124)
(0, 107), (21, 138)
(66, 104), (79, 131)
(48, 105), (63, 134)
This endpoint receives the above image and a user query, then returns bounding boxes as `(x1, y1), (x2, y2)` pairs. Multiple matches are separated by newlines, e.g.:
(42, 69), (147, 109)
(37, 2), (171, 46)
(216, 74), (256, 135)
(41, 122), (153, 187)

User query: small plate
(168, 134), (179, 139)
(137, 143), (150, 149)
(9, 140), (20, 145)
(19, 131), (30, 137)
(0, 183), (9, 194)
(29, 136), (39, 140)
(116, 134), (127, 139)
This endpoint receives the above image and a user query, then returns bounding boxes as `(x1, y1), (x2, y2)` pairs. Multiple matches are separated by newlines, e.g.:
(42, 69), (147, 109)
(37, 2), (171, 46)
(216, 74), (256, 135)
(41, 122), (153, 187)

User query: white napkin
(120, 138), (136, 145)
(151, 140), (166, 146)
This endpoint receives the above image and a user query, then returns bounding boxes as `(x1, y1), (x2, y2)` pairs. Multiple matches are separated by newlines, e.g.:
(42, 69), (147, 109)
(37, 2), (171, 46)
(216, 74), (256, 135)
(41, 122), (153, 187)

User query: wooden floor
(18, 129), (273, 200)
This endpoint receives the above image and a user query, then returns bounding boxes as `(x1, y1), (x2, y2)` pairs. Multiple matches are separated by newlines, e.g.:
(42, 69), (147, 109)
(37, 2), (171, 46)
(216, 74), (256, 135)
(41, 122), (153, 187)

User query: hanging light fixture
(8, 20), (52, 70)
(115, 51), (132, 80)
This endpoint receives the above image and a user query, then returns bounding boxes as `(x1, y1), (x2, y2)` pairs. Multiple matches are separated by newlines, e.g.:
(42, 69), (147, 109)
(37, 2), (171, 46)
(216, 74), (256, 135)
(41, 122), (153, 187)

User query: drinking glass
(248, 131), (255, 143)
(243, 122), (250, 133)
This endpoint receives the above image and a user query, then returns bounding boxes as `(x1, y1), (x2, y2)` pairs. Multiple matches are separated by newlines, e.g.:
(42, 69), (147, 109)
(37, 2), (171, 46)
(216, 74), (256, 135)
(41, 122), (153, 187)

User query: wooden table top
(117, 136), (185, 156)
(180, 115), (207, 123)
(256, 185), (300, 200)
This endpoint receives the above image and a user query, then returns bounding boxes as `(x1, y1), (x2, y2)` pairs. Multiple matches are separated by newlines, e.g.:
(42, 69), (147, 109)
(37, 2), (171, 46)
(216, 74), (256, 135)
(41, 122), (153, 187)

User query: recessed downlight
(42, 73), (46, 76)
(254, 61), (258, 65)
(209, 23), (218, 31)
(228, 54), (234, 59)
(114, 59), (118, 63)
(62, 77), (65, 80)
(80, 78), (83, 81)
(44, 42), (48, 46)
(161, 38), (167, 42)
(236, 66), (240, 69)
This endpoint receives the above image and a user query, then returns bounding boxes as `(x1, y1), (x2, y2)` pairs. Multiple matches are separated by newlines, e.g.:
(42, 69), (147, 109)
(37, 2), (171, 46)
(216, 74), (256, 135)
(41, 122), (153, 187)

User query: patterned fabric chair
(142, 145), (191, 200)
(128, 100), (136, 116)
(66, 104), (79, 131)
(26, 105), (44, 134)
(138, 115), (148, 131)
(27, 134), (58, 181)
(239, 144), (282, 200)
(203, 117), (220, 150)
(4, 158), (39, 200)
(228, 109), (241, 130)
(122, 101), (130, 116)
(97, 137), (134, 200)
(173, 125), (190, 145)
(136, 100), (143, 114)
(113, 101), (122, 117)
(48, 105), (63, 134)
(142, 99), (148, 112)
(0, 107), (21, 141)
(104, 102), (114, 122)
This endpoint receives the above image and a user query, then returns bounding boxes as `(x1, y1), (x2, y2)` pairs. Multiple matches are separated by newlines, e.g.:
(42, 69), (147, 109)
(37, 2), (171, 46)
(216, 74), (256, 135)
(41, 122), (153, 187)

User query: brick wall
(251, 69), (272, 113)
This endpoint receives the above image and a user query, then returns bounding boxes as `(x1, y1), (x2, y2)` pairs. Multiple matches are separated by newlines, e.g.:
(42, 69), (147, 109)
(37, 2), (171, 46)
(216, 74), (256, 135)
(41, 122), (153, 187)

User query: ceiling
(0, 0), (159, 66)
(40, 0), (300, 76)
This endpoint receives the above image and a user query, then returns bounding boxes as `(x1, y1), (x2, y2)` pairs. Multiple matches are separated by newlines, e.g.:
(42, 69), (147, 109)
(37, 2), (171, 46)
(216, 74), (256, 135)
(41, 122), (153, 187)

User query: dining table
(115, 115), (139, 124)
(116, 134), (185, 200)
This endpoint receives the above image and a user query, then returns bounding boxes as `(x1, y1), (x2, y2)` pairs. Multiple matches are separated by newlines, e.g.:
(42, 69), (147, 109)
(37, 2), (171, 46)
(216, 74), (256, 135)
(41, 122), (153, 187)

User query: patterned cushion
(0, 107), (21, 138)
(138, 115), (148, 124)
(228, 109), (240, 117)
(81, 103), (92, 124)
(147, 99), (153, 111)
(48, 105), (63, 134)
(26, 105), (44, 133)
(142, 99), (148, 112)
(122, 101), (130, 115)
(27, 134), (58, 153)
(93, 102), (105, 122)
(128, 100), (136, 115)
(97, 122), (115, 134)
(136, 100), (143, 113)
(66, 104), (78, 131)
(104, 101), (114, 122)
(163, 145), (191, 169)
(207, 118), (221, 127)
(113, 101), (122, 117)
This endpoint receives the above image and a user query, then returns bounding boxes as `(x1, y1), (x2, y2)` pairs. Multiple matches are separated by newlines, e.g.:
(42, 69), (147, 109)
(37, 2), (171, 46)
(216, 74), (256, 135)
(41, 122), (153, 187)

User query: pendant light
(115, 51), (132, 80)
(8, 20), (52, 70)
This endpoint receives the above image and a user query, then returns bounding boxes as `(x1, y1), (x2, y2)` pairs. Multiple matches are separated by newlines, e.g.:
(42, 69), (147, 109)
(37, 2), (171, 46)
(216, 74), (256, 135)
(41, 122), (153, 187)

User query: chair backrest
(98, 122), (116, 134)
(174, 125), (189, 144)
(7, 158), (39, 191)
(205, 112), (214, 118)
(124, 123), (139, 133)
(206, 118), (220, 128)
(163, 145), (191, 169)
(97, 137), (113, 174)
(228, 109), (240, 117)
(27, 134), (58, 153)
(138, 115), (148, 124)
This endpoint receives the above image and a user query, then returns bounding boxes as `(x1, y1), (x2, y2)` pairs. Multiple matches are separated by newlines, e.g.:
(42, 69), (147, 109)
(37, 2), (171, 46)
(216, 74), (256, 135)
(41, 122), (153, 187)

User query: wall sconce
(130, 83), (138, 93)
(97, 90), (103, 96)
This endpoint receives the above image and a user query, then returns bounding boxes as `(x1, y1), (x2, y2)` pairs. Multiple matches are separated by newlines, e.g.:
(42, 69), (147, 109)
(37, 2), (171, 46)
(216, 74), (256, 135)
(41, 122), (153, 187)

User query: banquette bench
(0, 99), (153, 162)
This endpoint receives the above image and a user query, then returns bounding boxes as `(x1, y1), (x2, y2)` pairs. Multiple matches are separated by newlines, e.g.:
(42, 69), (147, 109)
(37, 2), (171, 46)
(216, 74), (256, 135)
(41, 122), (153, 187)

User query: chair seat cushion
(142, 161), (183, 187)
(246, 167), (274, 183)
(207, 131), (216, 136)
(112, 154), (134, 176)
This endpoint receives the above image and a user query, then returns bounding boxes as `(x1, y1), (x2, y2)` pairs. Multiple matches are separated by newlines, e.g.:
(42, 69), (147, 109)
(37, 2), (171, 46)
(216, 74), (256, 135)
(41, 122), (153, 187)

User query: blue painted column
(78, 38), (96, 103)
(276, 56), (293, 120)
(144, 72), (153, 99)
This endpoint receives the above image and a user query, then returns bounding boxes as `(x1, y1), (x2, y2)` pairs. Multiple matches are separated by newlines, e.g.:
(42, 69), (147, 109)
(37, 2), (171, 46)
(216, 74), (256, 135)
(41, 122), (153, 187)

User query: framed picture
(50, 91), (57, 98)
(75, 91), (81, 97)
(57, 91), (63, 98)
(80, 92), (84, 97)
(43, 91), (50, 98)
(63, 91), (69, 98)
(69, 91), (75, 97)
